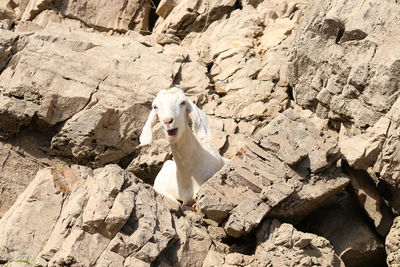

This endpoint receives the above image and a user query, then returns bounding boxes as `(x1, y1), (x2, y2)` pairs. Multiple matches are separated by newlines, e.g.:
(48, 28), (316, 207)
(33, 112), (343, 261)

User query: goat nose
(163, 117), (173, 125)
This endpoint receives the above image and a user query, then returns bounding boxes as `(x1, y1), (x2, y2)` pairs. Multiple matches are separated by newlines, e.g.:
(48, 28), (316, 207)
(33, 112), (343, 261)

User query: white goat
(139, 87), (226, 205)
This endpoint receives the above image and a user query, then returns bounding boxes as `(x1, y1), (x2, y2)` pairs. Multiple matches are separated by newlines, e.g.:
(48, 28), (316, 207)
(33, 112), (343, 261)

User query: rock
(345, 166), (393, 237)
(153, 0), (237, 40)
(300, 192), (386, 267)
(373, 97), (400, 187)
(386, 216), (400, 267)
(0, 19), (13, 30)
(176, 2), (306, 157)
(20, 0), (53, 21)
(255, 219), (342, 267)
(203, 218), (341, 267)
(127, 137), (171, 183)
(197, 108), (349, 237)
(61, 0), (152, 33)
(0, 129), (64, 217)
(157, 214), (213, 267)
(0, 2), (16, 21)
(0, 29), (17, 73)
(0, 164), (175, 266)
(339, 126), (385, 170)
(0, 23), (208, 166)
(0, 167), (64, 263)
(14, 0), (151, 33)
(289, 0), (400, 132)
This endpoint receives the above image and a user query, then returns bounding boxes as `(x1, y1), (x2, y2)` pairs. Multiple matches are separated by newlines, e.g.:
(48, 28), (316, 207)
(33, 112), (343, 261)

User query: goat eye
(179, 101), (187, 107)
(153, 106), (158, 110)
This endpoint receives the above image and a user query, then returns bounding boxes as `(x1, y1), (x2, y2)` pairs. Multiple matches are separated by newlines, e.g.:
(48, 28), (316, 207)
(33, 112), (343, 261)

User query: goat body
(139, 88), (226, 205)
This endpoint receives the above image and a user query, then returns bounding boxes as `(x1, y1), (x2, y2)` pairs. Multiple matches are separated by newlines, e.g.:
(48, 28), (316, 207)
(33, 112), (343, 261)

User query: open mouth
(167, 128), (178, 137)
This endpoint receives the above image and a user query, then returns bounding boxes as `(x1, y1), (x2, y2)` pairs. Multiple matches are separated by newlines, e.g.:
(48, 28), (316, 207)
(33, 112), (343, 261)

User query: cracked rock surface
(0, 0), (399, 266)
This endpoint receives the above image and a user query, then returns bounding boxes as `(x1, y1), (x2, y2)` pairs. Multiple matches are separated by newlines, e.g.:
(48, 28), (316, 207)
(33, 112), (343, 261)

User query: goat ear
(187, 99), (212, 141)
(139, 109), (157, 147)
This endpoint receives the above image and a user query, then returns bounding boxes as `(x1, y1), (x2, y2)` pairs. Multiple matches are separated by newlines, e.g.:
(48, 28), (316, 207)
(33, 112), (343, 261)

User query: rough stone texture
(59, 0), (152, 33)
(197, 108), (349, 237)
(127, 138), (171, 183)
(4, 0), (152, 33)
(0, 128), (65, 218)
(301, 192), (386, 267)
(153, 0), (237, 40)
(0, 23), (209, 166)
(289, 0), (400, 132)
(202, 219), (342, 267)
(340, 96), (400, 217)
(387, 216), (400, 267)
(158, 213), (213, 267)
(179, 1), (307, 157)
(0, 0), (398, 266)
(0, 29), (17, 72)
(254, 219), (342, 267)
(0, 164), (175, 266)
(0, 141), (44, 218)
(346, 166), (393, 237)
(373, 97), (400, 187)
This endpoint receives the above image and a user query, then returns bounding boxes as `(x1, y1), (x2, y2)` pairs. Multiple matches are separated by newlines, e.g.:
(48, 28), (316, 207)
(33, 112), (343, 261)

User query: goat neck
(170, 126), (203, 170)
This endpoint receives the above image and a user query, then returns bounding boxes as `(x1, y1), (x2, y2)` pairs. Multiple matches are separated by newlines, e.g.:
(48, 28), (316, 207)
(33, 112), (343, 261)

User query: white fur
(139, 87), (226, 205)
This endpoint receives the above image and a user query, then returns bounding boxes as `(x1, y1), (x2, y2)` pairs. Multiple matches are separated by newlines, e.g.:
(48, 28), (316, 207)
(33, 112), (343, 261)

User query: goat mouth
(166, 128), (178, 137)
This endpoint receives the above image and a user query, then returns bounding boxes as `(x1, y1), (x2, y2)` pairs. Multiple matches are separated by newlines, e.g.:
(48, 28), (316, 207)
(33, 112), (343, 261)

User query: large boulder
(3, 0), (152, 33)
(289, 0), (400, 133)
(197, 108), (349, 238)
(153, 0), (237, 40)
(0, 164), (175, 266)
(202, 219), (343, 267)
(254, 219), (342, 267)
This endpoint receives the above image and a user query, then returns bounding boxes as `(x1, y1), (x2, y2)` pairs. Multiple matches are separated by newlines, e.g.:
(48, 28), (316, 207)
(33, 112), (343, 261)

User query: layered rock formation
(0, 0), (399, 266)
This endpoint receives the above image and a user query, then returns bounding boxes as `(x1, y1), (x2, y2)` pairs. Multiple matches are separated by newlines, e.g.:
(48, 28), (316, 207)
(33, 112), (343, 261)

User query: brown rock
(0, 164), (175, 266)
(386, 216), (400, 267)
(197, 108), (349, 237)
(289, 0), (400, 132)
(346, 166), (393, 237)
(158, 214), (212, 267)
(255, 219), (341, 267)
(0, 29), (17, 72)
(300, 192), (386, 267)
(0, 23), (209, 166)
(373, 97), (400, 187)
(0, 129), (64, 217)
(17, 0), (151, 33)
(153, 0), (237, 40)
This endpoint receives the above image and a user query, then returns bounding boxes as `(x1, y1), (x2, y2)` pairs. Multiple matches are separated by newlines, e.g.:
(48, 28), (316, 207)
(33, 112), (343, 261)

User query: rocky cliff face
(0, 0), (398, 266)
